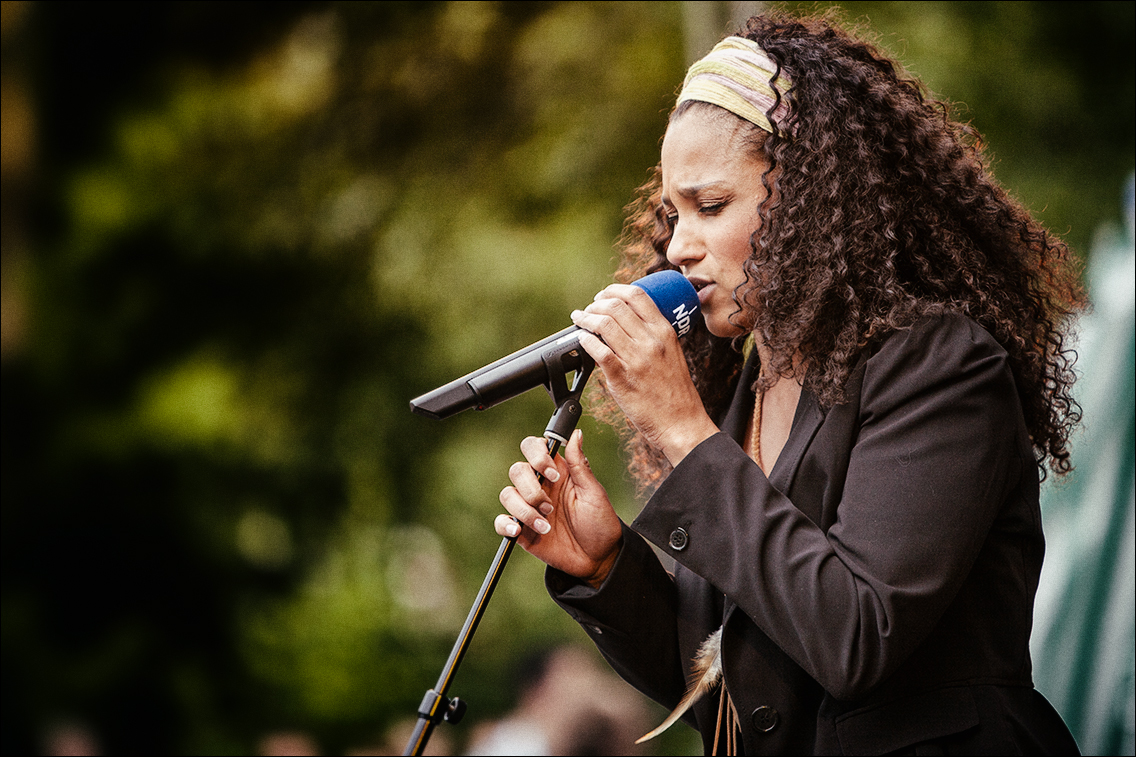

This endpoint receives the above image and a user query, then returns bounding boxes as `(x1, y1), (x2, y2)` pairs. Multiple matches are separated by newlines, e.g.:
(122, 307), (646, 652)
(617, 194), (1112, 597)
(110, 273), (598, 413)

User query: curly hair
(591, 9), (1084, 494)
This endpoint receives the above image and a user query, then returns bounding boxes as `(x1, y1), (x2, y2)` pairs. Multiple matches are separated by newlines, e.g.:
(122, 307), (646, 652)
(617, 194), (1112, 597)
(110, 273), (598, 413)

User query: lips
(686, 276), (713, 304)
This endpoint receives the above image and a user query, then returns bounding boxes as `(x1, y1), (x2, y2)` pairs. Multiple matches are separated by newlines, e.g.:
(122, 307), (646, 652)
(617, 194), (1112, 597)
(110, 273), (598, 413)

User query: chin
(704, 319), (747, 339)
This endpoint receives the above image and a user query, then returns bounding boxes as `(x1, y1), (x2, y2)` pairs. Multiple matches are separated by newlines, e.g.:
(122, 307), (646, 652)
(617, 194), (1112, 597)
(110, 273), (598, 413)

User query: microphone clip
(541, 344), (595, 445)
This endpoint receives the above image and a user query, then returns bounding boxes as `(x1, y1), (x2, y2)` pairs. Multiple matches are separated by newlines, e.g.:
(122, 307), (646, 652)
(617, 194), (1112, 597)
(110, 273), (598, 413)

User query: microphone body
(410, 271), (700, 420)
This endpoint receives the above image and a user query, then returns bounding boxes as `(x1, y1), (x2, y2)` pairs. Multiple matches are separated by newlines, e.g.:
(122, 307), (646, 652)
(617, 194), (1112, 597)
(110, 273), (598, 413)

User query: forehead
(660, 109), (766, 194)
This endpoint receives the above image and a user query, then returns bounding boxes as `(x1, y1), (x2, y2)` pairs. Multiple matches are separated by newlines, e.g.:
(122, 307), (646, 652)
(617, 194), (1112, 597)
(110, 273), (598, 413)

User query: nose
(665, 219), (703, 269)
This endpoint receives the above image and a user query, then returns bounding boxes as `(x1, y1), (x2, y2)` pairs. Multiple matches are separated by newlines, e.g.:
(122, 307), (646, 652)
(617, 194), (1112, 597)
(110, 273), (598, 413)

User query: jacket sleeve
(545, 521), (689, 711)
(633, 315), (1031, 700)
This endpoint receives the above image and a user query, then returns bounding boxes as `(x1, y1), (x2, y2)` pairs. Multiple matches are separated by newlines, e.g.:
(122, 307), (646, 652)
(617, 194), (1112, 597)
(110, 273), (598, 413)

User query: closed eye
(661, 198), (727, 225)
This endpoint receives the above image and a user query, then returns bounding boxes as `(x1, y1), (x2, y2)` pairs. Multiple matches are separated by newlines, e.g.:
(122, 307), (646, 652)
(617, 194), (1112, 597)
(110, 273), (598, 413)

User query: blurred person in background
(497, 9), (1083, 755)
(42, 720), (101, 757)
(465, 645), (650, 756)
(258, 730), (320, 756)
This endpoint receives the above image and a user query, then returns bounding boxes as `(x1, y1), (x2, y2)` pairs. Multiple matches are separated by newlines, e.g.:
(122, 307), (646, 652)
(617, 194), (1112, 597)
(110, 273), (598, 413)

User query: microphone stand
(402, 353), (595, 757)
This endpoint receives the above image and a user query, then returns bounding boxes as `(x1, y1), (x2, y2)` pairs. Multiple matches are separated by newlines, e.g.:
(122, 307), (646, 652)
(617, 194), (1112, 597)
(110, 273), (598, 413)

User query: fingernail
(539, 502), (553, 516)
(545, 468), (560, 482)
(506, 522), (520, 537)
(534, 519), (551, 535)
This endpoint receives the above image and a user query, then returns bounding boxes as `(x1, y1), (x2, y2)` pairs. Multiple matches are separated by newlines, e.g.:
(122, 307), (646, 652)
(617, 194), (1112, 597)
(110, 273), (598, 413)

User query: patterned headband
(677, 36), (792, 135)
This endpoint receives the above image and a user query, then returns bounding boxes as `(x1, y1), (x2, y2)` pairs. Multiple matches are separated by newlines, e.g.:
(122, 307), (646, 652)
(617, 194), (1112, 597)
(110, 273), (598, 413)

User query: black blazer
(549, 314), (1078, 755)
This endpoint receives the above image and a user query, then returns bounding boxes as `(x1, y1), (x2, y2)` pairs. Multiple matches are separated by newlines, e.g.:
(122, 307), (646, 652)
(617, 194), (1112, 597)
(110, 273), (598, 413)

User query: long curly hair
(592, 9), (1084, 494)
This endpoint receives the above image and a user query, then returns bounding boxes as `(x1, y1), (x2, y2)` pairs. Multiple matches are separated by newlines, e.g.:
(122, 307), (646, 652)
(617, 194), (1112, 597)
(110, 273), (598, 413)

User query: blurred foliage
(0, 1), (1132, 755)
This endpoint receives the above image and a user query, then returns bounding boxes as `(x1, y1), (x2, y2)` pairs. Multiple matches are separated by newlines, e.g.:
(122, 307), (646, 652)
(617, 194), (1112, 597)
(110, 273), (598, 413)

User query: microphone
(409, 270), (700, 420)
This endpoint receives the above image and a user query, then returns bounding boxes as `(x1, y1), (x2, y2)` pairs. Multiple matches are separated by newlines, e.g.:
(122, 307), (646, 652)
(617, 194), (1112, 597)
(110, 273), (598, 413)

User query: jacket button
(751, 705), (778, 732)
(668, 527), (688, 551)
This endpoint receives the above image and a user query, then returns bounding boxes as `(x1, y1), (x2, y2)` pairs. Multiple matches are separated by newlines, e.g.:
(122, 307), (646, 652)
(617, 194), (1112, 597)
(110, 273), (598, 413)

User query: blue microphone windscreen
(632, 270), (701, 338)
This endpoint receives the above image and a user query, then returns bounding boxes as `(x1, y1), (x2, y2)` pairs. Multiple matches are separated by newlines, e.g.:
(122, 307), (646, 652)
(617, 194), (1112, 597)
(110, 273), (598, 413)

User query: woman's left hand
(572, 284), (720, 466)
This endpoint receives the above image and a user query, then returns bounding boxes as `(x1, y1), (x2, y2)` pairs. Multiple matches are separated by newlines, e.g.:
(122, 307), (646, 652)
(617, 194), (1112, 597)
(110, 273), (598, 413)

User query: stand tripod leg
(402, 360), (592, 756)
(402, 530), (517, 756)
(403, 435), (571, 757)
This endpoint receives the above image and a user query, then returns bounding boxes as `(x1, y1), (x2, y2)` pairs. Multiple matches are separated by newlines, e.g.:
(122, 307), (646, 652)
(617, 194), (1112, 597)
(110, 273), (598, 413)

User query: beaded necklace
(748, 387), (766, 472)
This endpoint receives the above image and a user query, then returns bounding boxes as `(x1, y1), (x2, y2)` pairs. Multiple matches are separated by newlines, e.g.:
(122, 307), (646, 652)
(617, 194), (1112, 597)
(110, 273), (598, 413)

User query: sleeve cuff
(546, 521), (675, 635)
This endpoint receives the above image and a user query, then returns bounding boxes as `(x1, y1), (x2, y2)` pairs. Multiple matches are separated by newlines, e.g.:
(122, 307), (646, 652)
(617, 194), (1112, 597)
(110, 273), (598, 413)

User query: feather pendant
(635, 626), (724, 744)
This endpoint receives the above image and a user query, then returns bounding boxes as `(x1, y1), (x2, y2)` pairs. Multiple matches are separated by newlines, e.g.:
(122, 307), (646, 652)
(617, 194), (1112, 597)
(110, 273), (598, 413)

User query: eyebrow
(661, 181), (728, 205)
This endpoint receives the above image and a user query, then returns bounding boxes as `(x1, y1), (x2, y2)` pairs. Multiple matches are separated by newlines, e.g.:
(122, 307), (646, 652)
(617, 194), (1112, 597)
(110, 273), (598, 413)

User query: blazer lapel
(719, 350), (826, 497)
(768, 389), (824, 495)
(719, 350), (759, 443)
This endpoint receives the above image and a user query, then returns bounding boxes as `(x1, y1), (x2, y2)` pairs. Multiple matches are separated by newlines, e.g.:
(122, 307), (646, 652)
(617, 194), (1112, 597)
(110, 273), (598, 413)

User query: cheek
(716, 220), (755, 279)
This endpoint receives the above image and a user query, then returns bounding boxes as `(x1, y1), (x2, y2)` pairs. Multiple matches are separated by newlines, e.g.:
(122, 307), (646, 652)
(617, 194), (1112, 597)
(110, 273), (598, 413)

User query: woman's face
(660, 108), (769, 338)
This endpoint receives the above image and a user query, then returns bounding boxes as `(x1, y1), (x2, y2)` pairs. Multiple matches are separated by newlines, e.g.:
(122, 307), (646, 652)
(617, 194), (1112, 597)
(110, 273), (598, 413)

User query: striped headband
(677, 36), (792, 135)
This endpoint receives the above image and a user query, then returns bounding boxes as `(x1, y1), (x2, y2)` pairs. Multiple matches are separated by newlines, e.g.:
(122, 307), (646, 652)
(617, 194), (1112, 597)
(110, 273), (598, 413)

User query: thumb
(564, 429), (602, 491)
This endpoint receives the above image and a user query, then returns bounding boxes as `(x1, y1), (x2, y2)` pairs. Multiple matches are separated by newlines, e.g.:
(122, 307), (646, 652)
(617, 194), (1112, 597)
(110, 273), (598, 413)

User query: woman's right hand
(496, 429), (623, 588)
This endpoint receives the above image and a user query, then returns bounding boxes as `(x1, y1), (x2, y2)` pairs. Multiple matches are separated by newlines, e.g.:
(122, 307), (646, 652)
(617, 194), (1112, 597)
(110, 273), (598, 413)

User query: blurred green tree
(3, 2), (686, 753)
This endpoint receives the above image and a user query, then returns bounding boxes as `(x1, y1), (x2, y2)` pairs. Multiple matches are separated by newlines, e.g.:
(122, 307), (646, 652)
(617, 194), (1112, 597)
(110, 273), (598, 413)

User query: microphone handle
(468, 330), (587, 412)
(409, 325), (583, 420)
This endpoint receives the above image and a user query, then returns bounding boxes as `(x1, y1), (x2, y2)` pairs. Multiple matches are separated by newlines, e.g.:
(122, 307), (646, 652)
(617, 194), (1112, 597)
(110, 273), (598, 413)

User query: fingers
(494, 514), (522, 539)
(500, 435), (559, 537)
(508, 460), (554, 513)
(496, 430), (623, 584)
(571, 299), (637, 351)
(593, 283), (673, 330)
(499, 482), (552, 536)
(512, 437), (558, 515)
(498, 430), (590, 540)
(519, 435), (559, 483)
(571, 285), (675, 363)
(594, 283), (664, 319)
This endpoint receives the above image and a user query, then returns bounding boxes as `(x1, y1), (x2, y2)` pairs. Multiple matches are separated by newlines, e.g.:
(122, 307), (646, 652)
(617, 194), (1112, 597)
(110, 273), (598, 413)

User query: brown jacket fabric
(548, 314), (1079, 755)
